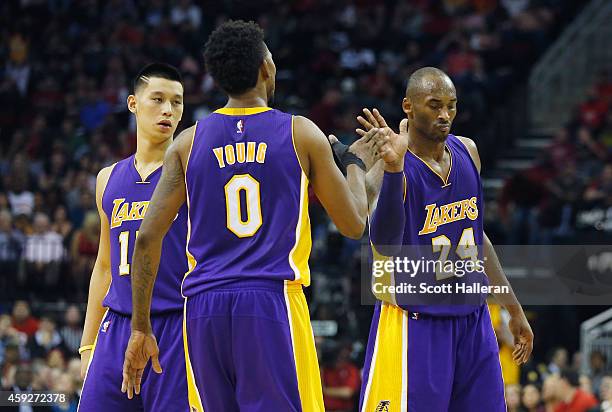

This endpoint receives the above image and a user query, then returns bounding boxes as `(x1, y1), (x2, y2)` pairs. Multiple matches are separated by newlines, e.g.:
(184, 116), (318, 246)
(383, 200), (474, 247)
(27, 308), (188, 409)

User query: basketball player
(78, 63), (189, 411)
(358, 67), (534, 411)
(121, 21), (379, 411)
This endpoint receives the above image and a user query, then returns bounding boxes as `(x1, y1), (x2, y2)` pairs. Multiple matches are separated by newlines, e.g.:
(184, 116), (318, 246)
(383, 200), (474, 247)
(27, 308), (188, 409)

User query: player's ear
(402, 97), (412, 118)
(127, 94), (137, 114)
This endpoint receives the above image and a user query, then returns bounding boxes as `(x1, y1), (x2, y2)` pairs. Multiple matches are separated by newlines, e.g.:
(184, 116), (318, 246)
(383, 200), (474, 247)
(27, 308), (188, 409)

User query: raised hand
(356, 108), (393, 137)
(372, 118), (409, 172)
(121, 330), (162, 399)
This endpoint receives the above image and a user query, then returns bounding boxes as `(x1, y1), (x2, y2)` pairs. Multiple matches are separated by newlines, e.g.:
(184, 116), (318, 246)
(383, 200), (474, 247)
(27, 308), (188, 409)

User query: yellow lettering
(418, 203), (438, 235)
(129, 202), (141, 220)
(467, 197), (478, 220)
(236, 143), (246, 163)
(256, 143), (267, 164)
(225, 145), (236, 165)
(111, 198), (126, 229)
(213, 147), (225, 168)
(247, 142), (256, 162)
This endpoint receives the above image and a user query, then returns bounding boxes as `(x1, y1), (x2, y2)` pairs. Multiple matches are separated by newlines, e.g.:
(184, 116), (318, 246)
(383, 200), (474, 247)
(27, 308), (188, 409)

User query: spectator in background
(554, 369), (598, 412)
(591, 375), (612, 412)
(523, 383), (546, 412)
(0, 210), (24, 296)
(321, 342), (360, 412)
(506, 383), (522, 412)
(3, 363), (54, 412)
(11, 301), (39, 337)
(0, 314), (25, 365)
(23, 213), (64, 299)
(549, 347), (569, 376)
(589, 351), (608, 397)
(69, 211), (99, 300)
(60, 305), (83, 355)
(51, 372), (79, 412)
(583, 164), (612, 209)
(52, 205), (74, 248)
(27, 316), (64, 360)
(543, 374), (561, 412)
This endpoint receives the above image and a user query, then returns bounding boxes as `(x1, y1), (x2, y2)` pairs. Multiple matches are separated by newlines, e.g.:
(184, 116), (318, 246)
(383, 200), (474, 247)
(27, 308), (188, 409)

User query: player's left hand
(508, 313), (533, 364)
(121, 330), (162, 399)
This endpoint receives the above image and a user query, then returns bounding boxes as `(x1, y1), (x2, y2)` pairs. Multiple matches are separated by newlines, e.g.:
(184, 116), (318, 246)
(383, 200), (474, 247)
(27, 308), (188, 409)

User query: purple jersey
(399, 134), (487, 316)
(101, 155), (188, 314)
(182, 107), (310, 297)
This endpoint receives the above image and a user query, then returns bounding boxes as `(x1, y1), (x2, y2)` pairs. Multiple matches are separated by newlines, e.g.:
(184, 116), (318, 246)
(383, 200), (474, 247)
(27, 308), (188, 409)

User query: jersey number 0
(224, 174), (263, 238)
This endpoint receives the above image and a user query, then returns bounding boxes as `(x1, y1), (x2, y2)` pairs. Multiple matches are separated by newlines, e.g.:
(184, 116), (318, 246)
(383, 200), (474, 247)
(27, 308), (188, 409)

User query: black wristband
(330, 140), (366, 175)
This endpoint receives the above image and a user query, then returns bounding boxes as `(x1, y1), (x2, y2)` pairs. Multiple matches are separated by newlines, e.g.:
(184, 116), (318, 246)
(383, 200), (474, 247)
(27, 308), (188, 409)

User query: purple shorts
(78, 309), (189, 412)
(360, 302), (505, 412)
(183, 280), (324, 412)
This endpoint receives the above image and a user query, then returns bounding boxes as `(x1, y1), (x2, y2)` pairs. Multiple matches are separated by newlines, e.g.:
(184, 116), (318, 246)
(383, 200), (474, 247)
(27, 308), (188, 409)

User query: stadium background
(0, 0), (611, 410)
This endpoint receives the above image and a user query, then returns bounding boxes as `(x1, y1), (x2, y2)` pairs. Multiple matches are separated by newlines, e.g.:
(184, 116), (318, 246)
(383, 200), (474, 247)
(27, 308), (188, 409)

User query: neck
(225, 88), (268, 109)
(407, 126), (447, 161)
(134, 130), (171, 166)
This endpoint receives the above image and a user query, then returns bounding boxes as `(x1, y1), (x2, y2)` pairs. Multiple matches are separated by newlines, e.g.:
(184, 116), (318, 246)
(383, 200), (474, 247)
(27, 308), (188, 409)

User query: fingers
(372, 108), (388, 128)
(362, 108), (380, 128)
(328, 134), (339, 144)
(151, 354), (163, 374)
(356, 128), (366, 137)
(357, 115), (373, 131)
(134, 368), (144, 395)
(399, 118), (408, 134)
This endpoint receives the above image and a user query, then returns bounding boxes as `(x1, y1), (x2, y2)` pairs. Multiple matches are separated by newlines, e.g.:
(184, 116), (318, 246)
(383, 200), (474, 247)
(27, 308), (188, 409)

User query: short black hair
(406, 66), (455, 100)
(560, 368), (580, 387)
(203, 20), (265, 96)
(133, 63), (182, 94)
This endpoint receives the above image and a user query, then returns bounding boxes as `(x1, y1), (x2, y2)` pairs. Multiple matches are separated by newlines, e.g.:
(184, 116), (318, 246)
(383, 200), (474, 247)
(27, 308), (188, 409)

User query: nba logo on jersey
(101, 320), (111, 333)
(236, 119), (244, 133)
(376, 400), (391, 412)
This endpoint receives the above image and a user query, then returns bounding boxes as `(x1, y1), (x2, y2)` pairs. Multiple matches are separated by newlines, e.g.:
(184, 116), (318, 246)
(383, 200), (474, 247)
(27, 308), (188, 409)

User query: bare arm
(293, 115), (369, 239)
(121, 125), (194, 399)
(457, 136), (533, 364)
(131, 125), (194, 333)
(80, 166), (114, 378)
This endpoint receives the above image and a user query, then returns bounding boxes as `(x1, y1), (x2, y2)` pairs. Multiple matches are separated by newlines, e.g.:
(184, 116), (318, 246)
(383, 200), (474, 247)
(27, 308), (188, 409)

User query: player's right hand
(356, 108), (408, 171)
(121, 330), (162, 399)
(80, 350), (91, 380)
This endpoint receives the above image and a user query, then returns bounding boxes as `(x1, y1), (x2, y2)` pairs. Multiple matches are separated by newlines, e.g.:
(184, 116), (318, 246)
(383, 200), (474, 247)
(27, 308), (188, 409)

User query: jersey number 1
(118, 230), (138, 276)
(225, 174), (263, 238)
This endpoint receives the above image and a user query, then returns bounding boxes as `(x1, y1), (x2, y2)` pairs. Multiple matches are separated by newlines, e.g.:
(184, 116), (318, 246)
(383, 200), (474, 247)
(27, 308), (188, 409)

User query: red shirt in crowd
(554, 389), (598, 412)
(322, 361), (360, 411)
(12, 316), (39, 337)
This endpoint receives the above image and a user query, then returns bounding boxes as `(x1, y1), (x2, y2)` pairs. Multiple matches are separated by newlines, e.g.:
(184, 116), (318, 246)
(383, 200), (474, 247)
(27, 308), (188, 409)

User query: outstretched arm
(294, 115), (377, 239)
(457, 135), (533, 364)
(121, 125), (194, 399)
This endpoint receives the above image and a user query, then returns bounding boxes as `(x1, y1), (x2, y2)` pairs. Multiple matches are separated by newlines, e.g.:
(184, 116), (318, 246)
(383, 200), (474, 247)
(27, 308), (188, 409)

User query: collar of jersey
(214, 107), (272, 115)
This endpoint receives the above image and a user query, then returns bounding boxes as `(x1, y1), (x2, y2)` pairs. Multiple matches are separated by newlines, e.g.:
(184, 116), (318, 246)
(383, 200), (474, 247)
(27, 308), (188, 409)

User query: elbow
(339, 218), (366, 240)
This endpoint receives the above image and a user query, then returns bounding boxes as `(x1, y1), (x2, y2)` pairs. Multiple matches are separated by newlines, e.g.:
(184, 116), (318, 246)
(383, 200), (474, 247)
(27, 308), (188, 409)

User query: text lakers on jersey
(110, 199), (150, 229)
(418, 196), (478, 235)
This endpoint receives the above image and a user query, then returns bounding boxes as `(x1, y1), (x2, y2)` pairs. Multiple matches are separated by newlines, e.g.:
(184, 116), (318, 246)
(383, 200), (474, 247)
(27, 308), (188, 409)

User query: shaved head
(406, 67), (455, 100)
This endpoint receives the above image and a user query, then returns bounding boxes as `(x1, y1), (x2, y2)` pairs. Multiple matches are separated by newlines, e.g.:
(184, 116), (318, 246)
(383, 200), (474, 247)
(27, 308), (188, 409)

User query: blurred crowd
(498, 72), (612, 245)
(0, 0), (604, 410)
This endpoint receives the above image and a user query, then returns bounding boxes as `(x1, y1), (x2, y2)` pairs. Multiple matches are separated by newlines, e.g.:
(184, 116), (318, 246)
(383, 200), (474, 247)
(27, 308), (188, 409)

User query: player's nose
(161, 100), (173, 116)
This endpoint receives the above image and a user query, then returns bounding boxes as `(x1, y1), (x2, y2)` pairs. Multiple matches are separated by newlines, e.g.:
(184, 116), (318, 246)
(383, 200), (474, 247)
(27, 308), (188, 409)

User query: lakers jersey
(375, 134), (488, 316)
(102, 155), (189, 314)
(182, 107), (311, 297)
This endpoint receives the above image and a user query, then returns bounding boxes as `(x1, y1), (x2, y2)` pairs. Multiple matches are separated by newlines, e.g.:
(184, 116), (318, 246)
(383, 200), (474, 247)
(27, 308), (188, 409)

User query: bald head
(406, 67), (455, 100)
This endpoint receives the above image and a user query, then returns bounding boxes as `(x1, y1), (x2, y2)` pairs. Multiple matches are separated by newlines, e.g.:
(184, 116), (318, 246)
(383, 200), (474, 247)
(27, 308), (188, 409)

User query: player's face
(129, 77), (184, 141)
(403, 82), (457, 143)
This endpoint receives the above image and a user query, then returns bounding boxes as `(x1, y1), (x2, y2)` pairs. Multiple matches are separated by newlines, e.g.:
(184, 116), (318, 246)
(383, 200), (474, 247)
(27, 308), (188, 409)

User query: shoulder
(454, 135), (481, 173)
(293, 115), (326, 142)
(96, 163), (117, 192)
